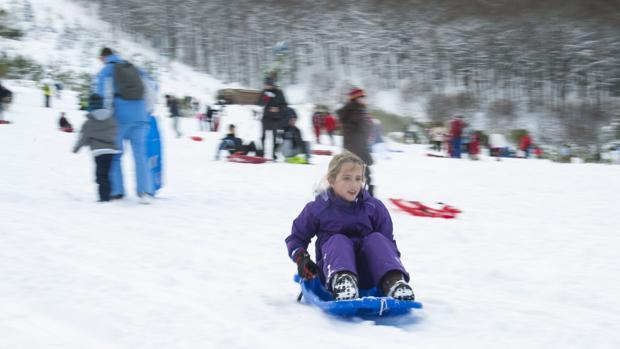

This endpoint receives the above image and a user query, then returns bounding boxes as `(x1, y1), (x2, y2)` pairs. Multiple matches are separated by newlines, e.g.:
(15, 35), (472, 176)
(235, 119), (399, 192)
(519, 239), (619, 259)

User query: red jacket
(450, 119), (464, 137)
(324, 114), (337, 132)
(520, 135), (532, 150)
(469, 133), (480, 155)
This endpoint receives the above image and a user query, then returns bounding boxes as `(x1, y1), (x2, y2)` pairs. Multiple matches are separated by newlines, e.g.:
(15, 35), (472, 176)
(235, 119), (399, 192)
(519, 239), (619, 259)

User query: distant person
(95, 47), (155, 203)
(43, 83), (52, 108)
(257, 76), (287, 160)
(324, 112), (337, 145)
(281, 115), (311, 164)
(519, 132), (533, 158)
(369, 118), (390, 160)
(0, 81), (11, 122)
(58, 112), (73, 131)
(311, 109), (324, 144)
(72, 94), (119, 202)
(165, 94), (182, 138)
(449, 115), (466, 158)
(337, 88), (374, 196)
(285, 151), (415, 301)
(214, 124), (258, 160)
(54, 82), (63, 99)
(205, 105), (215, 131)
(429, 126), (446, 152)
(468, 131), (480, 160)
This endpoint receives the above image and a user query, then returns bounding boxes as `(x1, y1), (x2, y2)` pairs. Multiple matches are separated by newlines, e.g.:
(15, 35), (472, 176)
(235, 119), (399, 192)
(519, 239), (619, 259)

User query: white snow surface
(2, 82), (620, 349)
(2, 0), (620, 348)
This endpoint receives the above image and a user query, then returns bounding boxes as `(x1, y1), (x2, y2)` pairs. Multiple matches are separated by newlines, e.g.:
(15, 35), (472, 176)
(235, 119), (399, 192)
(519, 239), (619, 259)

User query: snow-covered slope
(2, 77), (620, 349)
(2, 1), (620, 348)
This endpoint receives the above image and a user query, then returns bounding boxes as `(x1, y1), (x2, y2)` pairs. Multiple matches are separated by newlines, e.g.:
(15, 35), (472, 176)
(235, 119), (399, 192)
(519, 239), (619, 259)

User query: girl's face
(329, 163), (364, 202)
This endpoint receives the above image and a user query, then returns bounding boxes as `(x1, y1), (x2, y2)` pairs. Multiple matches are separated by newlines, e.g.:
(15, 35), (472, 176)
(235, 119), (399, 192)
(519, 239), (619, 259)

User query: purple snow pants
(319, 232), (410, 289)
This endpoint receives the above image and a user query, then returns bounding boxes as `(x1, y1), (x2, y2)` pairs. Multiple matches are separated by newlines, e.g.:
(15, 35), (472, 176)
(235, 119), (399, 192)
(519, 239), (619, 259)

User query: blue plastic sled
(147, 115), (163, 192)
(295, 275), (422, 317)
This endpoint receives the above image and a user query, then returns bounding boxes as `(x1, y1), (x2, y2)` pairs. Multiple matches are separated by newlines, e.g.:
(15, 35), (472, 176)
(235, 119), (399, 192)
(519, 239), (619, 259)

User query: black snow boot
(330, 272), (359, 300)
(381, 271), (415, 301)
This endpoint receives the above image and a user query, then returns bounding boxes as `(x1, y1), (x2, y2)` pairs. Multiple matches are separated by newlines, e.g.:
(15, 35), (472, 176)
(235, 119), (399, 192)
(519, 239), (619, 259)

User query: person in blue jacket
(285, 150), (415, 301)
(94, 47), (155, 202)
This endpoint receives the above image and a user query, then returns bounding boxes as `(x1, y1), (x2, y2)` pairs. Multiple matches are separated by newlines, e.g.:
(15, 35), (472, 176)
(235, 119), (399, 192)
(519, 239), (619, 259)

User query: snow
(2, 80), (620, 349)
(2, 0), (620, 348)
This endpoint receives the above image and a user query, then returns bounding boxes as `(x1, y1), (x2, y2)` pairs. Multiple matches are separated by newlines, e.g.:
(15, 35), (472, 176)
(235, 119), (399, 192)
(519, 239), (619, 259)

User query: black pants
(95, 154), (113, 201)
(45, 95), (51, 108)
(261, 126), (279, 158)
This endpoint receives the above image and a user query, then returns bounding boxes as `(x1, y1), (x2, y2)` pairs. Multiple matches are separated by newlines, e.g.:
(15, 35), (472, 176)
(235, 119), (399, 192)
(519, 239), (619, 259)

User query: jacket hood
(89, 109), (113, 121)
(104, 54), (122, 64)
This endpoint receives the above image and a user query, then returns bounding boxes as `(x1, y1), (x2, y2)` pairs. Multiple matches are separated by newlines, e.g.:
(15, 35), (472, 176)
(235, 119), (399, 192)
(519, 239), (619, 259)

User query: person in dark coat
(281, 115), (310, 163)
(58, 112), (73, 130)
(337, 88), (374, 196)
(214, 124), (258, 160)
(257, 77), (287, 159)
(165, 95), (182, 138)
(72, 94), (119, 202)
(285, 151), (414, 301)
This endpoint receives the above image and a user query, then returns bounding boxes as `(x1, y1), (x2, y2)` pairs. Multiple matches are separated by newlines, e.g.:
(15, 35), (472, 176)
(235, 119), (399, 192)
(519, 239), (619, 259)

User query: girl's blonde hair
(314, 150), (366, 194)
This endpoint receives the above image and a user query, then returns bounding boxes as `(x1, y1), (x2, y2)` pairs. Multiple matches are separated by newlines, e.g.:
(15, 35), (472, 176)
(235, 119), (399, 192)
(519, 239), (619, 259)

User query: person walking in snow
(257, 76), (287, 160)
(95, 47), (156, 203)
(285, 151), (415, 301)
(43, 83), (52, 108)
(72, 94), (119, 202)
(311, 108), (324, 144)
(337, 88), (375, 196)
(449, 115), (466, 158)
(519, 132), (533, 158)
(324, 112), (337, 145)
(165, 94), (182, 138)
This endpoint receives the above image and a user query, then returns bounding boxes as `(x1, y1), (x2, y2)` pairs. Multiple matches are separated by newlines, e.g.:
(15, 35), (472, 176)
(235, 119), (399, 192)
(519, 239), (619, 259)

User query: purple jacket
(285, 189), (400, 263)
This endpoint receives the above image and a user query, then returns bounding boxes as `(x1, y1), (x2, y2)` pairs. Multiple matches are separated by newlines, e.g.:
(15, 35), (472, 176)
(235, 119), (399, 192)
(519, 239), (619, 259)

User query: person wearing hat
(94, 47), (155, 202)
(72, 94), (119, 202)
(256, 76), (287, 160)
(337, 88), (375, 196)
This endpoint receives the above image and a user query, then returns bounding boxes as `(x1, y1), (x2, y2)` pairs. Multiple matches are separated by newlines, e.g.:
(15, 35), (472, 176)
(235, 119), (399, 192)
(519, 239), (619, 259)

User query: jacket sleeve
(94, 65), (115, 110)
(285, 202), (319, 260)
(73, 121), (91, 153)
(337, 104), (353, 125)
(372, 200), (401, 256)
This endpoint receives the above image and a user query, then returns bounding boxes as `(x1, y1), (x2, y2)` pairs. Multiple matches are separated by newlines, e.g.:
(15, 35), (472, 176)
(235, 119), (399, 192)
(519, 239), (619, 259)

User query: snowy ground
(1, 82), (620, 349)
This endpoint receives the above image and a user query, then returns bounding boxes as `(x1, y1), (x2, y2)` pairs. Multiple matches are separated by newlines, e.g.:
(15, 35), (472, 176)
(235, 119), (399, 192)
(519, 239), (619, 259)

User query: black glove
(294, 249), (319, 280)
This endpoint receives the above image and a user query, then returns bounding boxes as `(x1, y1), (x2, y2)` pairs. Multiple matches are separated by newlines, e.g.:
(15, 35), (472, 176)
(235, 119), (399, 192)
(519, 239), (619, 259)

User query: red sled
(227, 152), (268, 164)
(389, 198), (460, 219)
(190, 136), (204, 141)
(60, 127), (74, 133)
(311, 149), (333, 156)
(0, 120), (11, 124)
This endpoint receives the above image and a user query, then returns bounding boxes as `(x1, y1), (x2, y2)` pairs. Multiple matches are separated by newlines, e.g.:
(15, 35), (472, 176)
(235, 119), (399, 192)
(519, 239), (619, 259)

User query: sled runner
(227, 153), (268, 164)
(60, 127), (74, 133)
(389, 198), (461, 219)
(311, 149), (333, 156)
(295, 275), (422, 317)
(190, 136), (203, 141)
(147, 115), (163, 191)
